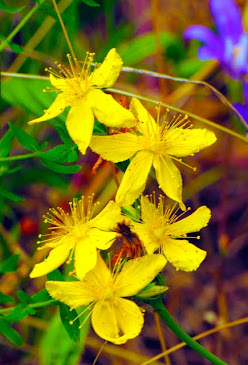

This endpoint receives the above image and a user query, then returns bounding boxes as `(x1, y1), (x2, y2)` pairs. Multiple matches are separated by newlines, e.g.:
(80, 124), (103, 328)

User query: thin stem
(122, 65), (247, 129)
(141, 315), (248, 365)
(150, 298), (227, 365)
(109, 87), (248, 144)
(0, 153), (36, 162)
(0, 299), (58, 314)
(2, 72), (248, 143)
(0, 1), (46, 53)
(52, 0), (77, 61)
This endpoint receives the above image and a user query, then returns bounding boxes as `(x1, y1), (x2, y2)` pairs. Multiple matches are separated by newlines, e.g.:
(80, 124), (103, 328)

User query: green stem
(0, 0), (46, 53)
(0, 299), (58, 314)
(109, 87), (248, 144)
(0, 153), (36, 162)
(150, 298), (227, 365)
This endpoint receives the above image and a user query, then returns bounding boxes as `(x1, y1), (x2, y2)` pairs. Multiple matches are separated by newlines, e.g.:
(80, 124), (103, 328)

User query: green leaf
(0, 33), (24, 54)
(39, 159), (81, 174)
(38, 144), (78, 164)
(116, 160), (129, 173)
(5, 303), (36, 322)
(0, 129), (14, 157)
(0, 292), (14, 304)
(2, 78), (65, 122)
(0, 254), (20, 274)
(31, 289), (52, 304)
(47, 268), (64, 282)
(55, 126), (73, 146)
(9, 122), (42, 152)
(81, 0), (100, 7)
(0, 188), (24, 202)
(93, 120), (108, 135)
(0, 318), (23, 346)
(59, 303), (80, 343)
(17, 290), (31, 305)
(40, 313), (88, 365)
(0, 0), (25, 13)
(118, 32), (176, 65)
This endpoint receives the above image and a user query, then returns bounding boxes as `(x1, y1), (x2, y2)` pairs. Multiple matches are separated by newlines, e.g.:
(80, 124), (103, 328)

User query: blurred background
(1, 0), (248, 364)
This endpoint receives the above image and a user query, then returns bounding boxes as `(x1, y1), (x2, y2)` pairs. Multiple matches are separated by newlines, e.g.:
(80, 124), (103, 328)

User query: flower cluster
(29, 48), (216, 344)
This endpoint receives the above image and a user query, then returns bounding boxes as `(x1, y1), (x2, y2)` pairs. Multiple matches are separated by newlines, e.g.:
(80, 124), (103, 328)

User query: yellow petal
(49, 74), (68, 91)
(87, 229), (117, 250)
(140, 195), (158, 224)
(163, 237), (207, 271)
(29, 243), (70, 278)
(92, 297), (144, 344)
(130, 97), (158, 136)
(131, 222), (159, 254)
(90, 133), (142, 163)
(114, 255), (166, 297)
(166, 206), (211, 237)
(153, 155), (185, 210)
(90, 201), (122, 231)
(87, 89), (137, 127)
(66, 99), (94, 154)
(165, 128), (217, 157)
(83, 251), (112, 288)
(74, 239), (97, 280)
(28, 93), (67, 125)
(90, 48), (123, 88)
(115, 150), (154, 206)
(45, 281), (94, 309)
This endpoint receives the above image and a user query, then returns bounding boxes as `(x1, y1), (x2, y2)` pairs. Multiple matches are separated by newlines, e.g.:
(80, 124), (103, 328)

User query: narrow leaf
(39, 159), (81, 174)
(0, 188), (24, 202)
(81, 0), (100, 7)
(0, 0), (25, 13)
(59, 303), (80, 343)
(0, 292), (14, 304)
(0, 254), (20, 274)
(0, 318), (23, 346)
(0, 129), (14, 157)
(9, 122), (41, 152)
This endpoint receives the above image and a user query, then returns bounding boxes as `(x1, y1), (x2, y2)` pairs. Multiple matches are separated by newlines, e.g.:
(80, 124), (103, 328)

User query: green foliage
(0, 254), (20, 274)
(40, 314), (87, 365)
(81, 0), (100, 7)
(47, 269), (81, 343)
(0, 317), (23, 346)
(9, 122), (44, 153)
(0, 0), (25, 13)
(0, 292), (14, 304)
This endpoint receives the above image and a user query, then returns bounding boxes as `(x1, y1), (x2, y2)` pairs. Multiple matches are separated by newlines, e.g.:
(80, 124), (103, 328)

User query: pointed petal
(74, 239), (97, 280)
(28, 94), (67, 125)
(115, 150), (153, 206)
(153, 155), (184, 209)
(66, 100), (94, 154)
(163, 237), (206, 271)
(91, 201), (122, 231)
(90, 133), (142, 163)
(49, 74), (68, 91)
(140, 195), (158, 224)
(165, 128), (217, 157)
(114, 255), (166, 297)
(166, 206), (211, 236)
(87, 229), (117, 250)
(90, 48), (123, 88)
(131, 222), (160, 254)
(184, 26), (222, 61)
(87, 89), (137, 128)
(92, 297), (144, 344)
(83, 251), (112, 288)
(46, 281), (94, 309)
(210, 0), (243, 42)
(130, 97), (158, 135)
(29, 244), (70, 278)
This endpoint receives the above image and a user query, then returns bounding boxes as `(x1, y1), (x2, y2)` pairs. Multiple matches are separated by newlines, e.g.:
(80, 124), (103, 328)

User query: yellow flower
(30, 197), (122, 280)
(90, 98), (217, 208)
(46, 252), (166, 344)
(28, 49), (136, 154)
(130, 195), (210, 272)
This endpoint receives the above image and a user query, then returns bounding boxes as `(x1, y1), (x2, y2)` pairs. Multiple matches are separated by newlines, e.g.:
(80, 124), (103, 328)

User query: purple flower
(184, 0), (248, 79)
(234, 82), (248, 126)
